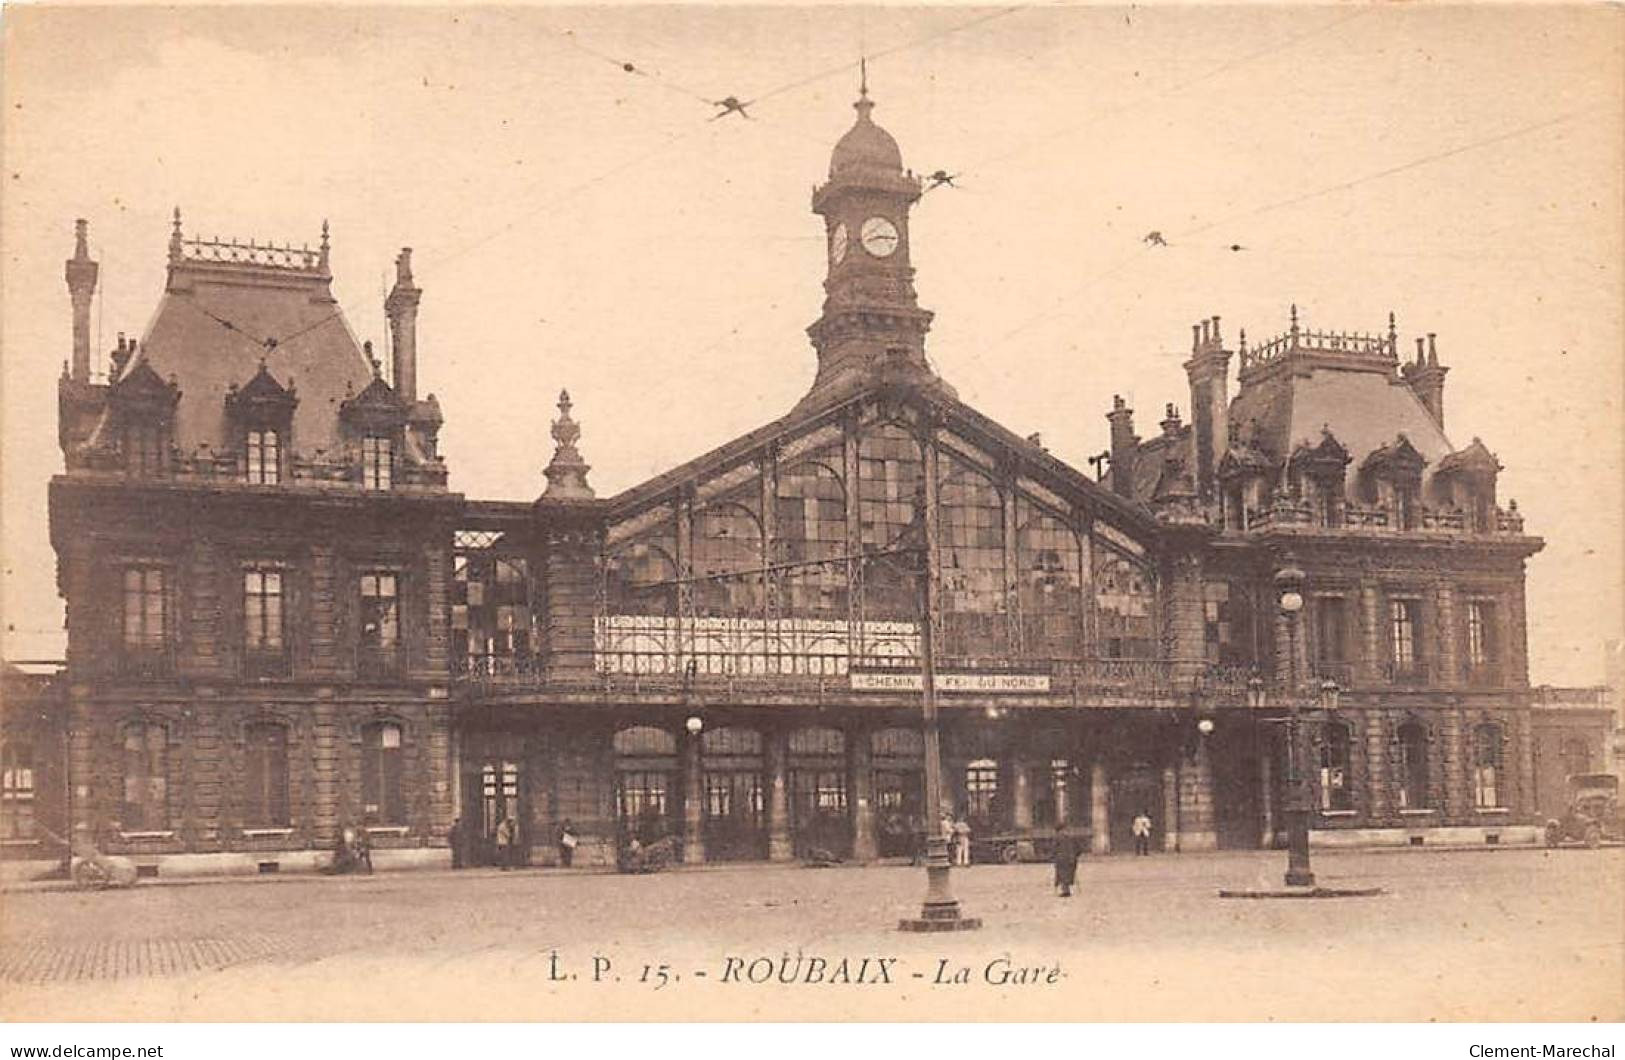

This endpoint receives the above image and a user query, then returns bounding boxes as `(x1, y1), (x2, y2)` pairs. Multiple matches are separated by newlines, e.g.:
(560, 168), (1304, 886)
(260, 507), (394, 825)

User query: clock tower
(800, 80), (951, 412)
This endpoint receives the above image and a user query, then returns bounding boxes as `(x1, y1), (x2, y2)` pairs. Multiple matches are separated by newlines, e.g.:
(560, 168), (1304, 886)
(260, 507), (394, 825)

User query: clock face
(830, 222), (849, 266)
(860, 216), (900, 258)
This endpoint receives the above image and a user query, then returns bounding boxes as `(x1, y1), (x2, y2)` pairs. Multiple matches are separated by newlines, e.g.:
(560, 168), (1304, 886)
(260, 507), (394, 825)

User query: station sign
(849, 671), (1051, 693)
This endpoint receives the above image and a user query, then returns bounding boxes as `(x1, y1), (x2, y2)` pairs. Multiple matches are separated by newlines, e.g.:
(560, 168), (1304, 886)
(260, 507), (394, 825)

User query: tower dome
(829, 90), (903, 178)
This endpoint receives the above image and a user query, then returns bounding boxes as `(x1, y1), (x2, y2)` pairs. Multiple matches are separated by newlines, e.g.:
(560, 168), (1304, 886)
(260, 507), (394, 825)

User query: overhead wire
(993, 101), (1606, 347)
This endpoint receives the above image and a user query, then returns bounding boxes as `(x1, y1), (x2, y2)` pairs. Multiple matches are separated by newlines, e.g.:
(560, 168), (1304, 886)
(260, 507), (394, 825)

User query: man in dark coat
(1052, 826), (1080, 898)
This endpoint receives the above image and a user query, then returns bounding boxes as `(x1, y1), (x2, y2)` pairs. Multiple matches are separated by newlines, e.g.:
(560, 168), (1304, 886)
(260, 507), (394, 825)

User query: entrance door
(703, 770), (766, 860)
(461, 758), (523, 866)
(874, 768), (923, 858)
(1212, 746), (1264, 849)
(1109, 761), (1162, 852)
(789, 768), (850, 858)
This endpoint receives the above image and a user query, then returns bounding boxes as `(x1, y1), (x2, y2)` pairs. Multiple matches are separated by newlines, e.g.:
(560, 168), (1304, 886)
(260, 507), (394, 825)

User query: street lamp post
(899, 484), (980, 932)
(1275, 566), (1315, 889)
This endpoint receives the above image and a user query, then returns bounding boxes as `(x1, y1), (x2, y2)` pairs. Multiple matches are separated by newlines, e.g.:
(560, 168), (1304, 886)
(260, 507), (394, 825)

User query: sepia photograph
(0, 0), (1621, 1038)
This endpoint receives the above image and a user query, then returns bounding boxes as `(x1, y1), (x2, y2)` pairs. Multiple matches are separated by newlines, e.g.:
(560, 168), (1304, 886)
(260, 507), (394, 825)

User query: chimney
(1183, 314), (1232, 497)
(1107, 395), (1139, 497)
(1401, 330), (1449, 428)
(64, 219), (98, 383)
(1160, 402), (1183, 439)
(385, 247), (422, 404)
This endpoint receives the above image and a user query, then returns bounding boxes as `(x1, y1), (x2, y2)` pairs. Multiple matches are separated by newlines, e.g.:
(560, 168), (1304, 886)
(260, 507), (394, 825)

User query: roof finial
(169, 206), (183, 263)
(319, 219), (331, 271)
(1289, 303), (1300, 345)
(544, 388), (595, 500)
(854, 57), (874, 119)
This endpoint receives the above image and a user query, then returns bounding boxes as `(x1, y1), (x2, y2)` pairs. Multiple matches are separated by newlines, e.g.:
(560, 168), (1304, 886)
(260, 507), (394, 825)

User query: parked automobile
(1544, 773), (1624, 848)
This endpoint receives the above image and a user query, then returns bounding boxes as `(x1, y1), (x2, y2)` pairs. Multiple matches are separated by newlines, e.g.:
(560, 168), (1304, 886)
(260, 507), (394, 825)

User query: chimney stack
(1401, 329), (1449, 428)
(1183, 315), (1232, 497)
(385, 247), (422, 404)
(65, 219), (98, 383)
(1107, 395), (1139, 497)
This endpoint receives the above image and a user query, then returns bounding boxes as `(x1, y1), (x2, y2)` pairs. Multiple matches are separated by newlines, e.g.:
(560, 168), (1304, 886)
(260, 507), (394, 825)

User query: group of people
(324, 824), (374, 875)
(446, 816), (579, 870)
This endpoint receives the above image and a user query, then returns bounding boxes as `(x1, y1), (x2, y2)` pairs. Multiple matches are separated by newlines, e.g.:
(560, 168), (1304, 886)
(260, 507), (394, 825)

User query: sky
(2, 3), (1621, 685)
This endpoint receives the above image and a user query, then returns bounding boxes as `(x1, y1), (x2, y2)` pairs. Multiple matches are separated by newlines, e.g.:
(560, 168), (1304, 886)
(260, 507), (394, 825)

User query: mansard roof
(111, 222), (373, 461)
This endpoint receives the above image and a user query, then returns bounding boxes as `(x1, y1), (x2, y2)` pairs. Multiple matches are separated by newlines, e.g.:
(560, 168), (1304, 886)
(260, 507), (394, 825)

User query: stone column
(308, 543), (343, 678)
(544, 525), (599, 681)
(766, 727), (792, 862)
(1011, 760), (1033, 831)
(1515, 708), (1536, 823)
(1440, 706), (1466, 822)
(1365, 710), (1390, 821)
(191, 691), (222, 850)
(1053, 764), (1070, 826)
(67, 685), (95, 840)
(1161, 763), (1180, 852)
(1177, 741), (1217, 850)
(311, 689), (339, 846)
(1435, 583), (1459, 689)
(427, 700), (454, 839)
(682, 730), (705, 864)
(1359, 584), (1383, 687)
(848, 721), (877, 862)
(1089, 759), (1110, 853)
(1259, 748), (1276, 848)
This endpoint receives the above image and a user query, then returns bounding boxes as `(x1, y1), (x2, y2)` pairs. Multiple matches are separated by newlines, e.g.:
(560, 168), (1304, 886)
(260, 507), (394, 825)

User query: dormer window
(362, 435), (394, 491)
(226, 363), (297, 488)
(125, 422), (164, 476)
(245, 428), (281, 485)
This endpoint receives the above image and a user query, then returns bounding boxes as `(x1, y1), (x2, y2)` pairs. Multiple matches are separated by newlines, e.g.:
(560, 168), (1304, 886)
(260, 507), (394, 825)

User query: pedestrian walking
(1052, 826), (1080, 897)
(558, 818), (578, 868)
(448, 816), (465, 869)
(1132, 810), (1153, 856)
(353, 824), (374, 874)
(953, 817), (972, 867)
(495, 814), (517, 870)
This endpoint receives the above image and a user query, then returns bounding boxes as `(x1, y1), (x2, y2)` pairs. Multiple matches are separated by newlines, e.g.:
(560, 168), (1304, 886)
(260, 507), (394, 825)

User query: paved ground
(1, 847), (1619, 1021)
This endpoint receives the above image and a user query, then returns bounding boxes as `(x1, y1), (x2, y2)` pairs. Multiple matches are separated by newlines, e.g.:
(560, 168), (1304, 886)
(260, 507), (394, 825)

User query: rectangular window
(121, 722), (168, 831)
(244, 724), (290, 828)
(1467, 601), (1497, 668)
(1388, 599), (1420, 669)
(359, 572), (399, 650)
(1, 742), (35, 840)
(245, 429), (281, 485)
(244, 569), (285, 651)
(122, 566), (167, 650)
(360, 722), (405, 825)
(125, 423), (163, 476)
(1316, 597), (1349, 669)
(362, 436), (393, 491)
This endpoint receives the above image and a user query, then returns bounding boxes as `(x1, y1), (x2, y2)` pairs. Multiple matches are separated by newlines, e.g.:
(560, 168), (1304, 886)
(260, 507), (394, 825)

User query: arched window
(244, 723), (290, 828)
(1318, 722), (1354, 812)
(361, 722), (405, 825)
(702, 727), (763, 756)
(613, 726), (677, 757)
(1396, 722), (1429, 811)
(871, 728), (923, 758)
(122, 721), (168, 831)
(965, 758), (999, 821)
(788, 727), (844, 756)
(1473, 724), (1503, 809)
